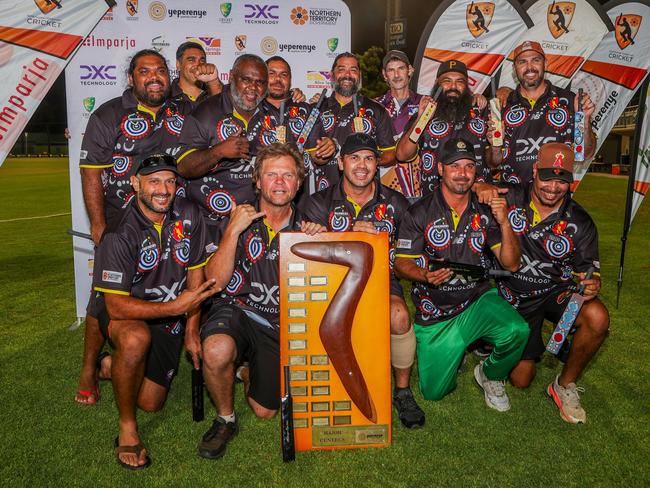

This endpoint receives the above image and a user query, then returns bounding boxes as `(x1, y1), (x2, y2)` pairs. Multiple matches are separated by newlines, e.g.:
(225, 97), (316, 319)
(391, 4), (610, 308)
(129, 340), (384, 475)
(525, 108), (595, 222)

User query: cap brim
(341, 146), (381, 157)
(137, 166), (181, 176)
(442, 153), (476, 165)
(537, 168), (572, 183)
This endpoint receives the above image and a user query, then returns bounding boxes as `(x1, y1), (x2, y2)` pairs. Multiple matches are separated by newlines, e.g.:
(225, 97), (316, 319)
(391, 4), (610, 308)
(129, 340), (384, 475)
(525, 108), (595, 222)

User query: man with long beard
(396, 60), (497, 196)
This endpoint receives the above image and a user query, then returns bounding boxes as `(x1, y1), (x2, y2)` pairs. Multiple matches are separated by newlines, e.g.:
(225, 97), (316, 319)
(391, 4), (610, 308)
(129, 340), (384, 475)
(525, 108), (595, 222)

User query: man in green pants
(394, 138), (528, 411)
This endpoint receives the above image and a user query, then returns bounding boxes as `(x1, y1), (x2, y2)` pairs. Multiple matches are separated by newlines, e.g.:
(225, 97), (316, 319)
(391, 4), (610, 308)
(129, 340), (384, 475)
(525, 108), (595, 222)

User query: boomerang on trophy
(546, 266), (596, 354)
(428, 259), (513, 280)
(574, 88), (585, 162)
(296, 88), (327, 151)
(290, 241), (377, 423)
(408, 86), (443, 143)
(489, 78), (504, 147)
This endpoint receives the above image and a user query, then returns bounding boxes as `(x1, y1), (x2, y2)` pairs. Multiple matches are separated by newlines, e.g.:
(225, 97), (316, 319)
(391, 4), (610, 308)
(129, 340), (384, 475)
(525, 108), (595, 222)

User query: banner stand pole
(68, 317), (84, 332)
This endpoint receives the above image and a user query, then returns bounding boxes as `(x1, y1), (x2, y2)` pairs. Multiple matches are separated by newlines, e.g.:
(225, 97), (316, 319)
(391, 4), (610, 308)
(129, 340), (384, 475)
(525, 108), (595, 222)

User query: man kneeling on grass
(183, 143), (324, 460)
(91, 154), (217, 469)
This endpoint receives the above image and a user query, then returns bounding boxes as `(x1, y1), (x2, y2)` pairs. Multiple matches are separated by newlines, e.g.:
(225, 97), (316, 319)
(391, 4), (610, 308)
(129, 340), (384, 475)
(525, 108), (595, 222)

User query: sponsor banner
(572, 0), (650, 184)
(65, 0), (350, 316)
(500, 0), (613, 89)
(414, 0), (532, 95)
(0, 0), (112, 165)
(632, 82), (650, 223)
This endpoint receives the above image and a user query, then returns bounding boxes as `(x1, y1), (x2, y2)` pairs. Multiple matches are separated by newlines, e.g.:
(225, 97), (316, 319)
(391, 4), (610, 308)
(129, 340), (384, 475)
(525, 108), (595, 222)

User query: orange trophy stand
(279, 232), (392, 452)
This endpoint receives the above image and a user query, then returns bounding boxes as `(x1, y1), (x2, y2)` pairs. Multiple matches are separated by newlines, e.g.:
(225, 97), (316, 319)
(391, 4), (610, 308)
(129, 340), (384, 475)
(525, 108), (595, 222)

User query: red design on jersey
(374, 203), (386, 221)
(553, 220), (568, 235)
(549, 97), (559, 109)
(471, 213), (481, 230)
(357, 107), (365, 117)
(263, 115), (272, 130)
(173, 221), (184, 241)
(289, 106), (299, 118)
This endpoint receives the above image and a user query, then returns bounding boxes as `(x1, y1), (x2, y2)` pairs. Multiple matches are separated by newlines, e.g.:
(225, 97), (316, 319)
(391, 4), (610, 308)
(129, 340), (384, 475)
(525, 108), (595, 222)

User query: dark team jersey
(500, 81), (576, 185)
(315, 94), (396, 190)
(170, 78), (211, 109)
(375, 90), (422, 136)
(395, 187), (502, 325)
(404, 107), (492, 196)
(176, 90), (322, 219)
(79, 89), (190, 227)
(299, 178), (408, 270)
(497, 184), (599, 308)
(215, 201), (303, 329)
(92, 197), (210, 304)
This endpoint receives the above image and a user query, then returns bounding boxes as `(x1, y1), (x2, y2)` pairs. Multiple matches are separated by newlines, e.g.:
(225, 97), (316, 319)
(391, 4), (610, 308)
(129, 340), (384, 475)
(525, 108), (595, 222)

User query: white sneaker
(547, 375), (587, 424)
(474, 362), (510, 412)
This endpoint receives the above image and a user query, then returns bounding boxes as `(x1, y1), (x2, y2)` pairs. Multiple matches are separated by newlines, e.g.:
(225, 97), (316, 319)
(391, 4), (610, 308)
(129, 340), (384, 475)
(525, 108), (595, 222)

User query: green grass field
(1, 158), (648, 487)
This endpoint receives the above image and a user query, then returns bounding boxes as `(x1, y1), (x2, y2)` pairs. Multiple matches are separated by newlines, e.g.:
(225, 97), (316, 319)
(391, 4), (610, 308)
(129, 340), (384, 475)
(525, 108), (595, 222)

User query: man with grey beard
(313, 52), (396, 190)
(177, 54), (283, 240)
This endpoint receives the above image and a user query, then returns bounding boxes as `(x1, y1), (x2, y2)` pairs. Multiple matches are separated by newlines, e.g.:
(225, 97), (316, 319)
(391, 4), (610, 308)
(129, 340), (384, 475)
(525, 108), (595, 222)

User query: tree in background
(358, 46), (388, 99)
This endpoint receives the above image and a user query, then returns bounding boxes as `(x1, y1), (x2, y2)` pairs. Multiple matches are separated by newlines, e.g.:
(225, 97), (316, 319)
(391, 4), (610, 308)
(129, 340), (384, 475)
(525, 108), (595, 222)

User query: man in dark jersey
(75, 49), (190, 406)
(395, 138), (528, 411)
(396, 60), (497, 196)
(313, 52), (396, 191)
(184, 143), (324, 460)
(300, 133), (425, 428)
(91, 154), (217, 469)
(497, 41), (596, 184)
(170, 41), (222, 108)
(477, 142), (608, 423)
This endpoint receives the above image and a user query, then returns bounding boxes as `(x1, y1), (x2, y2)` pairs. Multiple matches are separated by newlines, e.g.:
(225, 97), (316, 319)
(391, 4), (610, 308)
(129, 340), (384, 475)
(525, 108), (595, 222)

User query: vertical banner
(413, 0), (532, 96)
(66, 0), (351, 318)
(0, 0), (113, 166)
(500, 0), (613, 89)
(572, 0), (650, 183)
(631, 82), (650, 222)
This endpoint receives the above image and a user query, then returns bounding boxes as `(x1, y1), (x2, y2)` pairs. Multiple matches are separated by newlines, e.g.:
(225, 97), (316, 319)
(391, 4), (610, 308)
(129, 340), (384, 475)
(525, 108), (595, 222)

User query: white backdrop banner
(500, 0), (612, 89)
(414, 0), (532, 96)
(66, 0), (351, 317)
(0, 0), (112, 166)
(572, 0), (650, 183)
(631, 82), (650, 223)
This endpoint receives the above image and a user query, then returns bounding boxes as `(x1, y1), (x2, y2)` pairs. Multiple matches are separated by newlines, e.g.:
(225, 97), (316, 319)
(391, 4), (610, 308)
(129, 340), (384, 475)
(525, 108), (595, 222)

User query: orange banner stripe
(634, 180), (650, 196)
(0, 26), (82, 59)
(423, 48), (505, 76)
(580, 60), (648, 91)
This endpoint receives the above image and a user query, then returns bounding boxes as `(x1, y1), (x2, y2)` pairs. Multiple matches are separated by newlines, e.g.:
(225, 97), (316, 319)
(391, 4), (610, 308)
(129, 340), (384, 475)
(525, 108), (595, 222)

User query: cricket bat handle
(280, 365), (295, 462)
(408, 101), (437, 143)
(192, 367), (204, 422)
(489, 98), (504, 147)
(574, 88), (585, 162)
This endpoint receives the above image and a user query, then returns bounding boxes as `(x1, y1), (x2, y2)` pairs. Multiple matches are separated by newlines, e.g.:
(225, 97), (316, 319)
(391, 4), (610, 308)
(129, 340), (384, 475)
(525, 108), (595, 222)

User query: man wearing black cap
(90, 154), (217, 469)
(300, 133), (425, 428)
(497, 41), (596, 185)
(478, 142), (608, 423)
(396, 60), (497, 196)
(394, 138), (528, 410)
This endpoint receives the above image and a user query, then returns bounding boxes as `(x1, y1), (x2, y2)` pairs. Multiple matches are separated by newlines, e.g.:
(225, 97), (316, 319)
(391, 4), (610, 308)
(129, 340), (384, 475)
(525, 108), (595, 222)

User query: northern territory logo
(466, 2), (494, 38)
(34, 0), (62, 14)
(547, 1), (575, 39)
(615, 13), (641, 49)
(235, 35), (247, 51)
(126, 0), (138, 18)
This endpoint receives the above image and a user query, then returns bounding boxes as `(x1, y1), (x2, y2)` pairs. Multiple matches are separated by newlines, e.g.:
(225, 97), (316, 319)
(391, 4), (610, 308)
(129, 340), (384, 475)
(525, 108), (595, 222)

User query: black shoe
(198, 417), (238, 459)
(393, 388), (425, 429)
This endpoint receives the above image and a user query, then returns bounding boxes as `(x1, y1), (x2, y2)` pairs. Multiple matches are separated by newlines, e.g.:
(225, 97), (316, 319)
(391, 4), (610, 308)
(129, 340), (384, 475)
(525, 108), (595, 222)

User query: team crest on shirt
(419, 297), (441, 318)
(425, 222), (451, 250)
(320, 111), (336, 132)
(468, 228), (486, 254)
(172, 220), (184, 241)
(111, 155), (132, 176)
(259, 129), (278, 146)
(467, 118), (486, 137)
(427, 120), (451, 138)
(376, 215), (394, 234)
(504, 106), (528, 127)
(246, 234), (266, 263)
(421, 151), (436, 173)
(216, 118), (243, 142)
(206, 189), (234, 216)
(329, 208), (352, 231)
(173, 237), (191, 266)
(546, 107), (569, 130)
(226, 269), (245, 294)
(138, 237), (160, 272)
(164, 113), (184, 135)
(507, 206), (528, 234)
(120, 115), (152, 139)
(544, 234), (573, 259)
(288, 116), (305, 136)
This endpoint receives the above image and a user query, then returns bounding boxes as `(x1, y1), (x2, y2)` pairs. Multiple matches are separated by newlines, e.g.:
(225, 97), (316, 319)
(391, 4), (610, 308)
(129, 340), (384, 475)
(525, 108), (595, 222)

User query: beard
(230, 82), (266, 112)
(333, 76), (361, 97)
(268, 86), (290, 100)
(518, 69), (543, 89)
(139, 188), (173, 214)
(133, 79), (170, 107)
(433, 84), (473, 123)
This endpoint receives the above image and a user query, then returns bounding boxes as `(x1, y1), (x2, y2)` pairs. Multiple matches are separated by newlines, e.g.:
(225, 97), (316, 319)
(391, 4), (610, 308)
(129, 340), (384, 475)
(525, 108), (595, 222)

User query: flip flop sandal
(114, 437), (151, 470)
(75, 385), (100, 406)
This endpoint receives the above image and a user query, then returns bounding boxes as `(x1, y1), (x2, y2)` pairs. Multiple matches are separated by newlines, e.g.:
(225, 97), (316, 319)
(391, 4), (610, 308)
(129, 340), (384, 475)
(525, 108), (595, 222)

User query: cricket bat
(296, 88), (327, 151)
(428, 259), (513, 280)
(280, 365), (295, 462)
(192, 366), (204, 422)
(573, 88), (585, 162)
(276, 100), (287, 144)
(489, 77), (503, 147)
(408, 86), (443, 143)
(546, 267), (595, 354)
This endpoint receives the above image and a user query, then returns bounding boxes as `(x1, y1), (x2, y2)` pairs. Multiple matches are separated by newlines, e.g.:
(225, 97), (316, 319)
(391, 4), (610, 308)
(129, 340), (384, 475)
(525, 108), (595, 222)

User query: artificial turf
(0, 158), (648, 487)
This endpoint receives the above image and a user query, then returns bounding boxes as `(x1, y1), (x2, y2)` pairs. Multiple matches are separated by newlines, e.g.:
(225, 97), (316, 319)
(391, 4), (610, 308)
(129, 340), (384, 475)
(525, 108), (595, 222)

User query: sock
(219, 412), (236, 423)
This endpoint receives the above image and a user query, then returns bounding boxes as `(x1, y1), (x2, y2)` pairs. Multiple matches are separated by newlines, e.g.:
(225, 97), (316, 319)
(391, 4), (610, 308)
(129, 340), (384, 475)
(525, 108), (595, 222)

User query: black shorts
(96, 293), (185, 388)
(390, 275), (404, 299)
(201, 301), (280, 411)
(514, 286), (575, 361)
